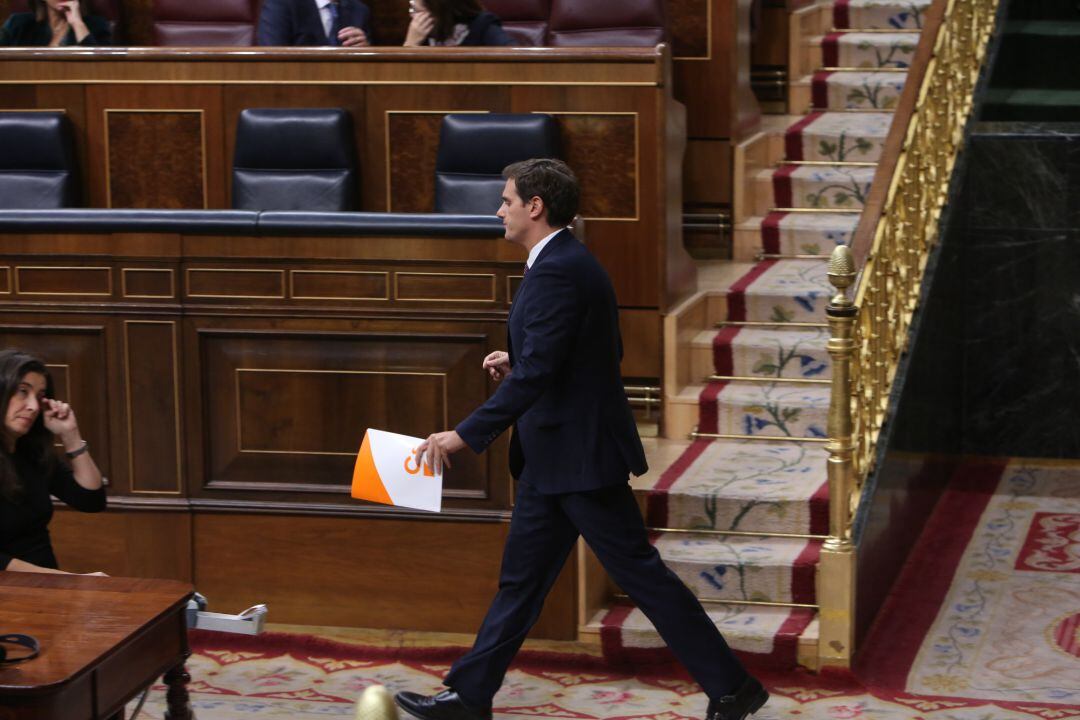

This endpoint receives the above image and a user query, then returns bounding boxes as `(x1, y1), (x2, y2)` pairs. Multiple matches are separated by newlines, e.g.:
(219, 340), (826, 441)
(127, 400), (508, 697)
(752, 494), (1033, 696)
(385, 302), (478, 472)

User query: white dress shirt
(526, 229), (562, 270)
(315, 0), (337, 41)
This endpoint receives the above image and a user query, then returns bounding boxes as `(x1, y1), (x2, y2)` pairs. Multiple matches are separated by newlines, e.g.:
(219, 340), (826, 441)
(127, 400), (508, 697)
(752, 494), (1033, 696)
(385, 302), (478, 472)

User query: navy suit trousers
(443, 480), (748, 705)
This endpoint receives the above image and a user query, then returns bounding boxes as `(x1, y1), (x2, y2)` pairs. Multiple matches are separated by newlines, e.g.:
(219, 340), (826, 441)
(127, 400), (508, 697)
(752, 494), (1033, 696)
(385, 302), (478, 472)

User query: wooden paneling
(668, 0), (710, 58)
(50, 507), (193, 581)
(186, 268), (286, 299)
(84, 84), (225, 209)
(684, 138), (734, 206)
(556, 113), (638, 220)
(291, 270), (389, 301)
(0, 49), (687, 314)
(395, 272), (496, 302)
(105, 110), (205, 208)
(189, 322), (502, 506)
(387, 112), (449, 214)
(619, 309), (662, 379)
(192, 512), (578, 639)
(122, 267), (175, 298)
(15, 266), (112, 296)
(124, 321), (183, 495)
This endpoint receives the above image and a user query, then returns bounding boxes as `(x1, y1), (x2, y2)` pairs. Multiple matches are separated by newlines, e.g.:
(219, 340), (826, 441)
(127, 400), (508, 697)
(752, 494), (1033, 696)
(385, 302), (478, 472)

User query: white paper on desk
(350, 428), (443, 513)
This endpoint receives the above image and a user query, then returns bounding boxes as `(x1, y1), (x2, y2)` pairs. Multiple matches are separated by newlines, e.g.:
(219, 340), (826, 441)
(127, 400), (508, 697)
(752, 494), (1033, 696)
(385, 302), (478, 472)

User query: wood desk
(0, 572), (194, 720)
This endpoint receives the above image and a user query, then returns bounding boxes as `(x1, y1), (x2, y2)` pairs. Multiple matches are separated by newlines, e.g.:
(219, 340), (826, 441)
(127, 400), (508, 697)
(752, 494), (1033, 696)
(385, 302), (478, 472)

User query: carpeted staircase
(589, 0), (930, 671)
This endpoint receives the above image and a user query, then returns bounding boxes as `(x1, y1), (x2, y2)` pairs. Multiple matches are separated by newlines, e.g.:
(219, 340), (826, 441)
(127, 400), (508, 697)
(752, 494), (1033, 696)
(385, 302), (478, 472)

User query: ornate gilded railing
(817, 0), (1001, 667)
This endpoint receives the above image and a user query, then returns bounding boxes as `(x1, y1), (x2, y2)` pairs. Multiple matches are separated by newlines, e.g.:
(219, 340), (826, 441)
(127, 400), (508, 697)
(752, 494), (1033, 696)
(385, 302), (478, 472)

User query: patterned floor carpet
(131, 458), (1079, 720)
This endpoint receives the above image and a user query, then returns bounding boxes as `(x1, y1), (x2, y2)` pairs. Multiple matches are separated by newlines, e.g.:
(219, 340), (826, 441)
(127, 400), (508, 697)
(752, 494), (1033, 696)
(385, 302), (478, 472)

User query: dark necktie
(523, 263), (530, 278)
(328, 1), (340, 45)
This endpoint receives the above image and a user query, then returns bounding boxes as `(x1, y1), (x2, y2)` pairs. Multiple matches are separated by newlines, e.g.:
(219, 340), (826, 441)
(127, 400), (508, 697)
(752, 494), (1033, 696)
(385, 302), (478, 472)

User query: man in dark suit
(257, 0), (371, 47)
(395, 159), (769, 720)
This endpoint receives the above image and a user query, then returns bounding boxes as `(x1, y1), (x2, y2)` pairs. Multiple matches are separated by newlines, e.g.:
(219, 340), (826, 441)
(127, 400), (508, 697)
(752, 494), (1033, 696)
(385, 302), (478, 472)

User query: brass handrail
(817, 0), (1001, 667)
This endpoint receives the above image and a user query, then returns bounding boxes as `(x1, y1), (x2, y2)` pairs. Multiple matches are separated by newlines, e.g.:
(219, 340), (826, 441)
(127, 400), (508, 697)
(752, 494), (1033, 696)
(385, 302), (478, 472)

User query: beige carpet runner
(593, 0), (931, 670)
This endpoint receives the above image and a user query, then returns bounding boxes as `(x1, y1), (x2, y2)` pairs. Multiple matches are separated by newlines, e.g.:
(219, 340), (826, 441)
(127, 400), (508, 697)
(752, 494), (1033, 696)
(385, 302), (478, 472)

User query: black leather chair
(434, 114), (562, 215)
(232, 108), (358, 212)
(0, 112), (79, 209)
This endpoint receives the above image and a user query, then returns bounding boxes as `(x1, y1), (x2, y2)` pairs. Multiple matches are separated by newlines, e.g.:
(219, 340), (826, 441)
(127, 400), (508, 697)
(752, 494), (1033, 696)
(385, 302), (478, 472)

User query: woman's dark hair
(31, 0), (89, 20)
(0, 349), (56, 502)
(424, 0), (483, 42)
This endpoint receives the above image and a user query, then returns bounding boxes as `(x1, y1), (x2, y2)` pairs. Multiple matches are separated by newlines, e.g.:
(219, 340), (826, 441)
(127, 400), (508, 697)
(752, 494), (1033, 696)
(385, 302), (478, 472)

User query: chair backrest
(434, 113), (562, 215)
(232, 108), (358, 212)
(481, 0), (550, 46)
(152, 0), (260, 46)
(547, 0), (666, 47)
(8, 0), (123, 42)
(0, 112), (79, 209)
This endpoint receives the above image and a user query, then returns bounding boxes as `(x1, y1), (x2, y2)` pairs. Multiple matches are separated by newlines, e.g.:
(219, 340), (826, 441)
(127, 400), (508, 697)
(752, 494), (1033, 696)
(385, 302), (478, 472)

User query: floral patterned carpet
(131, 458), (1080, 720)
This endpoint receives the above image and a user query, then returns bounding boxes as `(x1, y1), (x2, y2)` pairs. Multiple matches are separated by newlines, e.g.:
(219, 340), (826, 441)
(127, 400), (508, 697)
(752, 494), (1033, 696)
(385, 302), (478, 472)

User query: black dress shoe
(395, 690), (492, 720)
(705, 676), (769, 720)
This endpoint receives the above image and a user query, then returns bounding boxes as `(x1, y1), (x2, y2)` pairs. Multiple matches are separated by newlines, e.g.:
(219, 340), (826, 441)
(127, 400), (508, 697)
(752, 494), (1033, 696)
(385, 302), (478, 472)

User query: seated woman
(0, 0), (111, 47)
(404, 0), (512, 47)
(0, 349), (106, 574)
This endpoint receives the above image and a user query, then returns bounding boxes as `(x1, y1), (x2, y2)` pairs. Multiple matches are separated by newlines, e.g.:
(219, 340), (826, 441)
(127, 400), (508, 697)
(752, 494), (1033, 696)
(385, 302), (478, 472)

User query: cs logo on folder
(351, 428), (443, 513)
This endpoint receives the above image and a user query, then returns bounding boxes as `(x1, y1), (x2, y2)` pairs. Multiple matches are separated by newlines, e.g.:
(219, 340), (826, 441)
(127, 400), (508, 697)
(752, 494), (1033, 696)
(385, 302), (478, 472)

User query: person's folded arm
(456, 265), (579, 452)
(3, 556), (67, 574)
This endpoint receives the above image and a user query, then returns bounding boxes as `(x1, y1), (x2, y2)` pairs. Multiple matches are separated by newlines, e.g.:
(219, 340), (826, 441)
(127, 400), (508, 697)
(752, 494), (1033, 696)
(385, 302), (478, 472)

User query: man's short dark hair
(502, 159), (580, 228)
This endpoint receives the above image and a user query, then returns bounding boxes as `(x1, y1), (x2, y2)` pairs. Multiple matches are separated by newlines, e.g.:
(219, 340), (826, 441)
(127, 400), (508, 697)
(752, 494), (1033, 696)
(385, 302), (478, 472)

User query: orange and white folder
(351, 429), (443, 513)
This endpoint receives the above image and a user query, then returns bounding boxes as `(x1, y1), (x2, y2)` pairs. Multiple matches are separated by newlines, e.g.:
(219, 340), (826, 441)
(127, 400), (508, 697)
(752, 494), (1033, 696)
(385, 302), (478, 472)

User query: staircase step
(643, 439), (829, 536)
(772, 163), (876, 210)
(589, 603), (819, 669)
(653, 532), (822, 604)
(819, 31), (919, 69)
(834, 0), (931, 30)
(982, 88), (1080, 121)
(811, 70), (907, 110)
(992, 23), (1080, 90)
(725, 259), (832, 324)
(784, 111), (893, 163)
(714, 325), (831, 380)
(701, 381), (830, 439)
(760, 211), (860, 256)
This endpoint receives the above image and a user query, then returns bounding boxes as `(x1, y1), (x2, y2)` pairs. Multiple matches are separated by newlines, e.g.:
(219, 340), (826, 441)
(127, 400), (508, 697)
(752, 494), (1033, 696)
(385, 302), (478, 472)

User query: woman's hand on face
(41, 398), (80, 443)
(57, 0), (87, 29)
(404, 11), (435, 46)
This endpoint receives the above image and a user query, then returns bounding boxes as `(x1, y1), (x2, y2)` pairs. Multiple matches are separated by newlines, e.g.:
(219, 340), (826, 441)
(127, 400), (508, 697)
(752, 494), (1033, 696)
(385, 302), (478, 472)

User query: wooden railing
(817, 0), (1001, 667)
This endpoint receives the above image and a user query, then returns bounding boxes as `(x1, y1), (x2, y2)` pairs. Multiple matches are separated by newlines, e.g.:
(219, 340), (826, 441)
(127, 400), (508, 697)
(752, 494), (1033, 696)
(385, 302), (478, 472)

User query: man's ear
(527, 196), (545, 220)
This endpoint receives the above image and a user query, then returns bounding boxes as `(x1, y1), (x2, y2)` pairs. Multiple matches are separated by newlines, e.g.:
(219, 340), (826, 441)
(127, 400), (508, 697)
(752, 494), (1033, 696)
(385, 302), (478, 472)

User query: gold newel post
(818, 245), (858, 668)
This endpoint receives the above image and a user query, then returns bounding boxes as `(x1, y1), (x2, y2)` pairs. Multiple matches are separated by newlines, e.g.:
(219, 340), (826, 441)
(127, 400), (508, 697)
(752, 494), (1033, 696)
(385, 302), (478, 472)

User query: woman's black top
(0, 453), (106, 570)
(0, 12), (112, 46)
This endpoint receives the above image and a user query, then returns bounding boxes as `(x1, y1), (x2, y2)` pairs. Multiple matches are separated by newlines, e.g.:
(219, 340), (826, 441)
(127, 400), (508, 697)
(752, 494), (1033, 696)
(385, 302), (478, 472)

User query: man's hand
(417, 430), (465, 475)
(483, 351), (511, 381)
(337, 26), (369, 46)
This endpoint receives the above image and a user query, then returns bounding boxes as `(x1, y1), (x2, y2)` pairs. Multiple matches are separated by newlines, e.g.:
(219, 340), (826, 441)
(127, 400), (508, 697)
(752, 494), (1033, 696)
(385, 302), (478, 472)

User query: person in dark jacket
(0, 349), (106, 575)
(258, 0), (372, 47)
(395, 159), (770, 720)
(0, 0), (110, 46)
(403, 0), (511, 46)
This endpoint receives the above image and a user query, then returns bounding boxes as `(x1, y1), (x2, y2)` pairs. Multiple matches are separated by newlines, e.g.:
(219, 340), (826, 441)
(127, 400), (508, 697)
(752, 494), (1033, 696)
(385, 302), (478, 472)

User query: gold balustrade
(817, 0), (1001, 667)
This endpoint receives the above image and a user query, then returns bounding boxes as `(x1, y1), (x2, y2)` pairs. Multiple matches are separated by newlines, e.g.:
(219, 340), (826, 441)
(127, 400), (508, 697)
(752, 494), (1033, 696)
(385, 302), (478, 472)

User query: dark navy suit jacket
(456, 230), (647, 494)
(257, 0), (372, 46)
